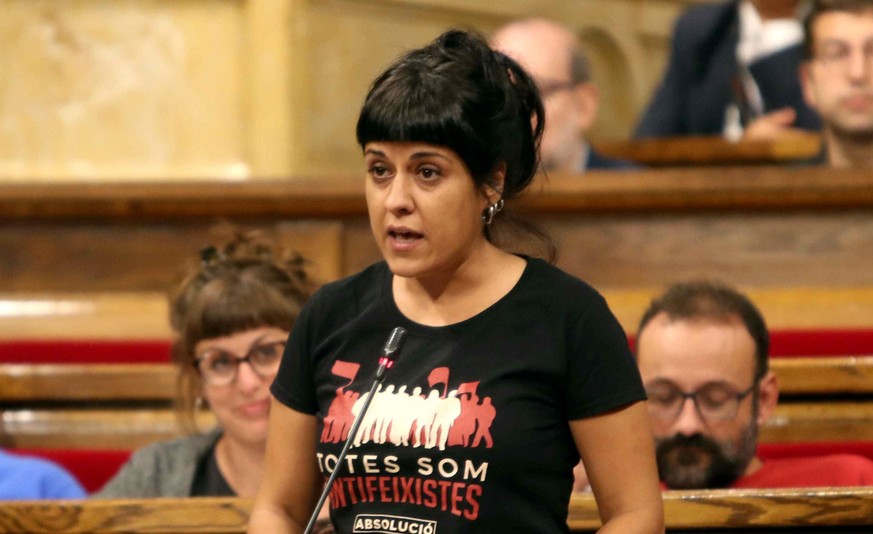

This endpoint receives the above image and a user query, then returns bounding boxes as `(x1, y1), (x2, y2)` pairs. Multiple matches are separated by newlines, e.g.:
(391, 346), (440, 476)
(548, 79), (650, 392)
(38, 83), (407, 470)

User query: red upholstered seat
(0, 340), (171, 364)
(758, 441), (873, 463)
(627, 328), (873, 357)
(1, 329), (871, 364)
(768, 329), (873, 357)
(12, 448), (132, 493)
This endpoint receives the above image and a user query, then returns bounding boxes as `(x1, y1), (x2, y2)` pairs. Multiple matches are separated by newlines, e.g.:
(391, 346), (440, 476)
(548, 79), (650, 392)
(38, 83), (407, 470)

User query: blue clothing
(635, 0), (820, 138)
(0, 450), (86, 499)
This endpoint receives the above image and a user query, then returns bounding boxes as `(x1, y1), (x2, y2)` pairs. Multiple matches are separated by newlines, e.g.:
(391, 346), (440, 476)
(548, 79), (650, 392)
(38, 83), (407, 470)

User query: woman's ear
(486, 162), (507, 204)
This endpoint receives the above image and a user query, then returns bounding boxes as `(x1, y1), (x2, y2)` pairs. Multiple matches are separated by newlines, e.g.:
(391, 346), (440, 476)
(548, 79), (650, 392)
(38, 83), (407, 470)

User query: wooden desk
(593, 133), (823, 166)
(0, 488), (871, 533)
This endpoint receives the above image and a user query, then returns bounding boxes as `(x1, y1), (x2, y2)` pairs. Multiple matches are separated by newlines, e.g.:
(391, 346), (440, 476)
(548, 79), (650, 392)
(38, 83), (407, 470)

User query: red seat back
(628, 328), (873, 357)
(0, 340), (171, 363)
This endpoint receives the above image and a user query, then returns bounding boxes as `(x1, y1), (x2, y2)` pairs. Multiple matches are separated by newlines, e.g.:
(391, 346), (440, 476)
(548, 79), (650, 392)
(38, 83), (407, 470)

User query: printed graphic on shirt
(319, 360), (496, 523)
(352, 514), (436, 534)
(322, 362), (495, 449)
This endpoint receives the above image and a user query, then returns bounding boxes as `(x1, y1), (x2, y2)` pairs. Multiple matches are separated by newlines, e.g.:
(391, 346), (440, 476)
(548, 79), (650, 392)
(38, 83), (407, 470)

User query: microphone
(375, 326), (406, 381)
(303, 327), (407, 534)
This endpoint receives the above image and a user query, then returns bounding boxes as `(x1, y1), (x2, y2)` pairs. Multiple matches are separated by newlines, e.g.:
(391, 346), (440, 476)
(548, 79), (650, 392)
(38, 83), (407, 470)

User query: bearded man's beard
(655, 423), (757, 489)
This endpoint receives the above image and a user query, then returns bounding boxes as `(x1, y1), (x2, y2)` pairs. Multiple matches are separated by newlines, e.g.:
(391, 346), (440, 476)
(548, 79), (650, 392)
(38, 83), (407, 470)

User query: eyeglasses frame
(646, 379), (759, 423)
(193, 339), (286, 386)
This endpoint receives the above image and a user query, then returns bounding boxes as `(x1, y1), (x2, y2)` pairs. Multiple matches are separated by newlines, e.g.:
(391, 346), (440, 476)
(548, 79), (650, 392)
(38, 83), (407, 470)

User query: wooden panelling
(0, 364), (174, 402)
(0, 293), (170, 340)
(773, 357), (873, 395)
(3, 169), (873, 338)
(0, 220), (343, 293)
(0, 357), (869, 448)
(1, 409), (216, 450)
(763, 403), (873, 443)
(603, 287), (873, 335)
(0, 358), (866, 404)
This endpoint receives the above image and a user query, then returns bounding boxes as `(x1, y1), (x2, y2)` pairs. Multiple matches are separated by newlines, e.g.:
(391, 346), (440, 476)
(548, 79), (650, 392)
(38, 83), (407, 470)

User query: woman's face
(364, 141), (495, 282)
(194, 326), (288, 447)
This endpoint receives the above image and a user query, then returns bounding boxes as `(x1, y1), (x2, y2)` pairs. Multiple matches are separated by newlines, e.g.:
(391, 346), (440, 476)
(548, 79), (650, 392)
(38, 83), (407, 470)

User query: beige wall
(0, 0), (707, 180)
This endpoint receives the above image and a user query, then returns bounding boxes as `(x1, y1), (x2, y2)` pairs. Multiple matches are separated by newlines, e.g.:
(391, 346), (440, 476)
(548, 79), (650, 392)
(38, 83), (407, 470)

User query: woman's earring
(482, 198), (504, 225)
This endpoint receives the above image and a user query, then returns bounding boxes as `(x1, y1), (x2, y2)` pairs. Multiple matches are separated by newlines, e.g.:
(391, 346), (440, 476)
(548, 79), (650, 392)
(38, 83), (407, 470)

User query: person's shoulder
(0, 450), (75, 480)
(674, 0), (737, 42)
(126, 430), (220, 468)
(522, 258), (606, 304)
(309, 261), (387, 305)
(0, 450), (85, 498)
(677, 0), (735, 26)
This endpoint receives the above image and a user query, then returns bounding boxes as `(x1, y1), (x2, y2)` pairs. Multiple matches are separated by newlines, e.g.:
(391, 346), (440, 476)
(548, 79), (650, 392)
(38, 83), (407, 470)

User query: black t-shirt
(271, 258), (645, 533)
(190, 446), (234, 497)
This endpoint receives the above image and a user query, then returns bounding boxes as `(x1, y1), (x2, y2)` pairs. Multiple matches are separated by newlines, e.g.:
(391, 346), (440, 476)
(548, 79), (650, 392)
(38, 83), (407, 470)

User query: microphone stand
(302, 327), (406, 534)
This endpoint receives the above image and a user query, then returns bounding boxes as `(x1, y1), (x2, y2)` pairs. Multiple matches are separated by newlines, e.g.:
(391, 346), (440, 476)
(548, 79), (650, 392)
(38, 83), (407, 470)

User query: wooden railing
(2, 166), (873, 219)
(593, 133), (823, 167)
(1, 488), (872, 533)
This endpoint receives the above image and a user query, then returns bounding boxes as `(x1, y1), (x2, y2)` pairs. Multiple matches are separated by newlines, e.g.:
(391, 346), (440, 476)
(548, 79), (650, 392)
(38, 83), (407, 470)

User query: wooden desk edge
(4, 167), (873, 219)
(568, 486), (873, 529)
(0, 489), (872, 532)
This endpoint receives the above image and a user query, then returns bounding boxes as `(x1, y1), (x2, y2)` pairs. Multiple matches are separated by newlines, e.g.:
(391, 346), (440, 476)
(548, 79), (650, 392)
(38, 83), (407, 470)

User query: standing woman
(249, 29), (663, 533)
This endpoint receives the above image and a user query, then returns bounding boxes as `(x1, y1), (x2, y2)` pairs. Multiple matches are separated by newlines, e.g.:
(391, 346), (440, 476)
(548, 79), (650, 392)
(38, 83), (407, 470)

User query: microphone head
(383, 327), (406, 357)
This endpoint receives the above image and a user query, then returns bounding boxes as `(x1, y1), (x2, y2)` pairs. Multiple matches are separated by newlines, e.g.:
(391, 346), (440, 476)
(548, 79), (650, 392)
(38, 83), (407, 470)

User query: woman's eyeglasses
(194, 340), (286, 386)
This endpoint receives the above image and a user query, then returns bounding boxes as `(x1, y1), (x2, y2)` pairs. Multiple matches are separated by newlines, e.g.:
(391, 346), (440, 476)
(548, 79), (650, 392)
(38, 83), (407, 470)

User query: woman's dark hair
(169, 228), (313, 431)
(356, 29), (554, 260)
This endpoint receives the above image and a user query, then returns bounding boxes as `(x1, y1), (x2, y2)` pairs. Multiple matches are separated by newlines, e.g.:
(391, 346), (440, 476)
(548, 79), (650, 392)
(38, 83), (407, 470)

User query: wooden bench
(0, 488), (871, 533)
(1, 330), (872, 449)
(0, 357), (844, 445)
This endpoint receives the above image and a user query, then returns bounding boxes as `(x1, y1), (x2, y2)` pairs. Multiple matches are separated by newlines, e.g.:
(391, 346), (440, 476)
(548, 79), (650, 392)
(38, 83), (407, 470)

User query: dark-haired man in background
(636, 281), (873, 489)
(801, 0), (873, 167)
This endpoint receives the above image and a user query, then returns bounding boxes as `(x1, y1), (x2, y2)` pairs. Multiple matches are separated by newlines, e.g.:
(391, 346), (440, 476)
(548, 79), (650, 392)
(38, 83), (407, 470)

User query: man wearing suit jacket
(636, 0), (822, 140)
(492, 18), (640, 172)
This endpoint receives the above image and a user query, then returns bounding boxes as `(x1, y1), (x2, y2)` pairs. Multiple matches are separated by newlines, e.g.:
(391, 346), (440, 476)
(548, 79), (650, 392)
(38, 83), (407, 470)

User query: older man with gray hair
(492, 18), (638, 173)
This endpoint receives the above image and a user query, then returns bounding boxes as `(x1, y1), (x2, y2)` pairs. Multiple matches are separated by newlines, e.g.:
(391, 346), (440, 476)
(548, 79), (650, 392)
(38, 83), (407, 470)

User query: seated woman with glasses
(94, 229), (313, 499)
